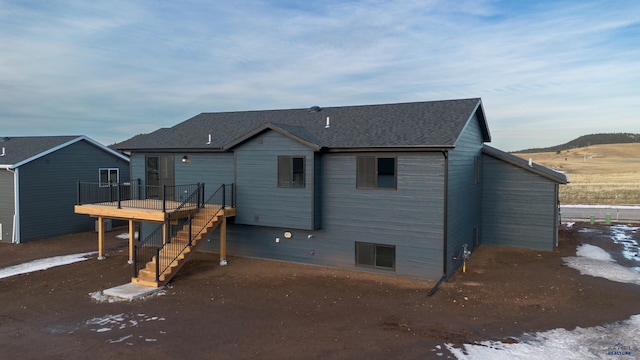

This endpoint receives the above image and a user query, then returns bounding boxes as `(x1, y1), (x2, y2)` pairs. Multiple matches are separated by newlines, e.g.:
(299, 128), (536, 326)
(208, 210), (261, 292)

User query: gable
(224, 123), (322, 151)
(0, 136), (129, 169)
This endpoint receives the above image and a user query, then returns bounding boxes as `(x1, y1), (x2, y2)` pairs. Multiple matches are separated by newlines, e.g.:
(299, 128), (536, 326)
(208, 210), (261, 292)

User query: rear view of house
(0, 136), (130, 243)
(102, 98), (566, 283)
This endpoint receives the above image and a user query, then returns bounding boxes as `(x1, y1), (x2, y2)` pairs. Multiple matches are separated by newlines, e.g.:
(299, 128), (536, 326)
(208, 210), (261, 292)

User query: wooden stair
(132, 210), (223, 287)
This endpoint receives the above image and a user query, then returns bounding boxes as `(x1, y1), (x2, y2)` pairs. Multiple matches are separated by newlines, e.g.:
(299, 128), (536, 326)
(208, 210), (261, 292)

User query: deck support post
(220, 215), (227, 266)
(162, 222), (168, 245)
(128, 220), (135, 264)
(97, 216), (106, 260)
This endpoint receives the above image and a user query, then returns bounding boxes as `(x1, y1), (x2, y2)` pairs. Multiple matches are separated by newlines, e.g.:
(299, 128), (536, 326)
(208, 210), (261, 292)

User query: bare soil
(1, 223), (639, 359)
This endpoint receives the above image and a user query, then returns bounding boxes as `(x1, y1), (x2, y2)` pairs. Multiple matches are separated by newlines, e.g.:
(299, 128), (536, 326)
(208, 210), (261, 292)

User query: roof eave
(325, 145), (454, 153)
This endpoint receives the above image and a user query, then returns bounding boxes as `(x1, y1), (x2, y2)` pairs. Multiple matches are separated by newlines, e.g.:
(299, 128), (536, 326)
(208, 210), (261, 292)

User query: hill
(513, 143), (640, 205)
(515, 133), (640, 154)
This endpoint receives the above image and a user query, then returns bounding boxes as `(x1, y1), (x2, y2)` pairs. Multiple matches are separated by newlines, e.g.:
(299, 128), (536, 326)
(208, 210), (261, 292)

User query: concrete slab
(103, 283), (163, 300)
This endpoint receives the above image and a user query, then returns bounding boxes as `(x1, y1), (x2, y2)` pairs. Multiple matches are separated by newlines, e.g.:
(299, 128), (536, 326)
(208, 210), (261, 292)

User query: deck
(74, 182), (236, 263)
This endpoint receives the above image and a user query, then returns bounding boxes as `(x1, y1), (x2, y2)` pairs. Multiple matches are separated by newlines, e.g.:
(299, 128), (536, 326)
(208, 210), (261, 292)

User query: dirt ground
(1, 223), (639, 359)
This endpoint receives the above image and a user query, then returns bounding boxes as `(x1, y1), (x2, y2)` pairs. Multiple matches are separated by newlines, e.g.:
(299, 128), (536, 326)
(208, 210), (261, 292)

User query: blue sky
(1, 0), (638, 151)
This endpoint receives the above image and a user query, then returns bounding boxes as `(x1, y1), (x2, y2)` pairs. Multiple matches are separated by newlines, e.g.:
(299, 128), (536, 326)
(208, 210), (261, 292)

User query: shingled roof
(482, 145), (568, 184)
(0, 136), (128, 169)
(115, 98), (489, 152)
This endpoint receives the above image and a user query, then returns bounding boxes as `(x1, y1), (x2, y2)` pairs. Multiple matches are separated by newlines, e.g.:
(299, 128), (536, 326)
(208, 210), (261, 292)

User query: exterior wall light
(181, 156), (189, 163)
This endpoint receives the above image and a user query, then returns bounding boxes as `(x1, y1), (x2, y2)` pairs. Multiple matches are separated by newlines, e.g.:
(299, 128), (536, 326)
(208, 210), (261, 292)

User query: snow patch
(85, 313), (165, 334)
(0, 252), (96, 280)
(576, 244), (613, 261)
(116, 232), (138, 240)
(447, 315), (640, 359)
(610, 225), (640, 261)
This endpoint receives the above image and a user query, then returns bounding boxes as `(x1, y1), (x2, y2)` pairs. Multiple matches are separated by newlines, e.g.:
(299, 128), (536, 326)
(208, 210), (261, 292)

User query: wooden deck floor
(75, 200), (199, 222)
(75, 201), (236, 222)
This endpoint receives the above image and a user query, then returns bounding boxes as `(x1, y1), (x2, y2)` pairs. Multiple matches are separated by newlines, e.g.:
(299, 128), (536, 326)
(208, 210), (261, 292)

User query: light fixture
(181, 156), (189, 163)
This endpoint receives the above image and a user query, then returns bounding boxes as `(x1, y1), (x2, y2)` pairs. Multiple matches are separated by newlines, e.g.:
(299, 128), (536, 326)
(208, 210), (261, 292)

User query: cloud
(0, 0), (639, 150)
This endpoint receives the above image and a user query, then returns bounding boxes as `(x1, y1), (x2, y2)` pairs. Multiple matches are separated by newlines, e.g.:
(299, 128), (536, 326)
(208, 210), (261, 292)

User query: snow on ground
(0, 252), (96, 280)
(116, 231), (138, 240)
(445, 225), (640, 359)
(84, 313), (166, 344)
(562, 204), (640, 210)
(2, 225), (639, 357)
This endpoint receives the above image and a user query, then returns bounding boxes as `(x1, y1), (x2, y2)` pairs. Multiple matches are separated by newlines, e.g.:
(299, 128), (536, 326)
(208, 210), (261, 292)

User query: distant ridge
(514, 133), (640, 154)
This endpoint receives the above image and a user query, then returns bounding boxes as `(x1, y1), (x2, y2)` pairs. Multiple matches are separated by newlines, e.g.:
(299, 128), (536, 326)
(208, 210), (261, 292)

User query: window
(355, 242), (395, 270)
(99, 168), (119, 187)
(278, 156), (305, 188)
(357, 156), (396, 189)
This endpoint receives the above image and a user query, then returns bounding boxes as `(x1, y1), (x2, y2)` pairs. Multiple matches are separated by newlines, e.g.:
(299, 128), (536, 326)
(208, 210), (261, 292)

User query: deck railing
(133, 183), (234, 282)
(76, 180), (203, 212)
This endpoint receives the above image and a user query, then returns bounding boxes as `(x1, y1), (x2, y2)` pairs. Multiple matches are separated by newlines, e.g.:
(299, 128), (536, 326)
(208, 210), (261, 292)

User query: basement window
(99, 168), (119, 187)
(355, 242), (395, 270)
(278, 156), (305, 188)
(356, 156), (396, 189)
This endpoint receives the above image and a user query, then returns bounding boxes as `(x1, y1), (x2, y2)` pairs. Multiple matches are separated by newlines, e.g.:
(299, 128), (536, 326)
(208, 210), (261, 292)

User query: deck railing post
(132, 246), (138, 278)
(221, 184), (226, 210)
(137, 178), (142, 200)
(77, 181), (81, 205)
(162, 185), (166, 212)
(155, 247), (160, 283)
(117, 182), (122, 209)
(188, 219), (193, 247)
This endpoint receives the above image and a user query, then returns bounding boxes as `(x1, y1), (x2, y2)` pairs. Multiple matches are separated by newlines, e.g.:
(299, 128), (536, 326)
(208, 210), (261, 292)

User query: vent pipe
(206, 134), (212, 145)
(325, 117), (330, 129)
(0, 147), (5, 156)
(528, 158), (533, 167)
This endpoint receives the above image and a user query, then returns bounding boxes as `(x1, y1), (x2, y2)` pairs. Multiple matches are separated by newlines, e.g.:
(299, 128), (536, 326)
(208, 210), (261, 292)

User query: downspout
(428, 150), (449, 296)
(6, 167), (20, 244)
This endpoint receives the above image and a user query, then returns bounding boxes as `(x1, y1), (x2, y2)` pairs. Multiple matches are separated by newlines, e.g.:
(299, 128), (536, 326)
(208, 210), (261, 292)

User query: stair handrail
(132, 183), (204, 279)
(156, 184), (227, 277)
(133, 183), (231, 282)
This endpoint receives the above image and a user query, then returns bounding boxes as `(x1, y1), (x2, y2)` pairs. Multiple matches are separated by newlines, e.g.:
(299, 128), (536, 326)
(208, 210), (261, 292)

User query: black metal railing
(132, 183), (234, 282)
(77, 180), (203, 212)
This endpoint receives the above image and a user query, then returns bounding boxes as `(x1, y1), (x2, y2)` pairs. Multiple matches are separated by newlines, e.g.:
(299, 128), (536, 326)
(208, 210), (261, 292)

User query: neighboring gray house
(0, 136), (130, 243)
(114, 98), (567, 281)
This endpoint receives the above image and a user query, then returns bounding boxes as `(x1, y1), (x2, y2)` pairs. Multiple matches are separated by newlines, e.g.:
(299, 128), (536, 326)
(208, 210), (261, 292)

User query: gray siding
(134, 151), (234, 240)
(175, 152), (234, 198)
(234, 131), (316, 230)
(130, 153), (145, 184)
(206, 151), (447, 280)
(446, 114), (484, 277)
(0, 170), (15, 243)
(18, 140), (130, 242)
(481, 155), (558, 250)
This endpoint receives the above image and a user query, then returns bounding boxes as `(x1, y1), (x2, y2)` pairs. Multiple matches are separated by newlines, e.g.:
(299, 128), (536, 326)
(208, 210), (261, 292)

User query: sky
(1, 0), (638, 151)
